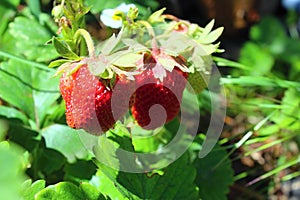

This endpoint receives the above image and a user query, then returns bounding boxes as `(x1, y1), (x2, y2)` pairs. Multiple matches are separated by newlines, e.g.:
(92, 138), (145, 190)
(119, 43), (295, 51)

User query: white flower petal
(116, 3), (136, 12)
(101, 8), (116, 16)
(100, 14), (122, 28)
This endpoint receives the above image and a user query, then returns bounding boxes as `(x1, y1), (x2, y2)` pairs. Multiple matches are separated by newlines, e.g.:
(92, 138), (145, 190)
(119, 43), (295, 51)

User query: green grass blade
(221, 76), (300, 88)
(247, 156), (300, 186)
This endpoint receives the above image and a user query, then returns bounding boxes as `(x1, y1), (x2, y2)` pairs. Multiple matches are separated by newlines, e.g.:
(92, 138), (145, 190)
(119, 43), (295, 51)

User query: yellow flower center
(112, 10), (124, 20)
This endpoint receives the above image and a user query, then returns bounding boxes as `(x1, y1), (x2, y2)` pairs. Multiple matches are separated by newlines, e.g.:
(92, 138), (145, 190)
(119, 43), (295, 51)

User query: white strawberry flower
(100, 3), (136, 29)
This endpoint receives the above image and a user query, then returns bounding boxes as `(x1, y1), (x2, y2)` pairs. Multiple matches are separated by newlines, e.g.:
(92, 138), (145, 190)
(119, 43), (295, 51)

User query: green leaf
(0, 105), (28, 123)
(202, 19), (215, 36)
(36, 147), (66, 175)
(93, 124), (136, 172)
(35, 181), (106, 200)
(53, 37), (80, 60)
(281, 88), (300, 117)
(132, 0), (159, 11)
(96, 153), (199, 200)
(111, 52), (143, 68)
(42, 101), (66, 126)
(0, 50), (53, 72)
(0, 0), (20, 36)
(101, 31), (123, 55)
(199, 27), (224, 44)
(250, 16), (286, 45)
(131, 126), (173, 153)
(22, 180), (46, 200)
(0, 60), (60, 127)
(0, 141), (28, 200)
(90, 169), (125, 200)
(86, 0), (158, 15)
(48, 59), (70, 68)
(64, 160), (97, 183)
(128, 153), (199, 200)
(54, 182), (85, 199)
(28, 0), (41, 17)
(8, 123), (40, 151)
(270, 88), (300, 131)
(1, 16), (58, 62)
(93, 136), (121, 172)
(41, 124), (91, 163)
(86, 0), (125, 13)
(148, 8), (166, 23)
(239, 42), (274, 75)
(122, 39), (149, 52)
(193, 136), (234, 200)
(187, 71), (208, 94)
(9, 125), (65, 178)
(157, 56), (177, 71)
(0, 119), (9, 141)
(35, 182), (85, 200)
(159, 32), (192, 56)
(35, 187), (57, 200)
(80, 182), (106, 200)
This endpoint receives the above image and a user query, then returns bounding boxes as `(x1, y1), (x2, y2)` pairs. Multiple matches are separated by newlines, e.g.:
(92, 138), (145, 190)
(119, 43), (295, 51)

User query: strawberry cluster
(52, 8), (223, 135)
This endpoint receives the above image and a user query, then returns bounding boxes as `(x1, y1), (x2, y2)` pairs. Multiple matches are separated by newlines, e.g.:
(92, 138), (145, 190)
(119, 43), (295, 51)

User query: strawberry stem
(137, 20), (159, 53)
(74, 29), (95, 57)
(163, 14), (179, 22)
(60, 0), (65, 8)
(137, 20), (155, 38)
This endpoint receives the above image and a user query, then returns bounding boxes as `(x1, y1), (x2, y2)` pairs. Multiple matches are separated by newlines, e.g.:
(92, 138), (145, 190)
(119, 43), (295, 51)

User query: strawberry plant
(6, 0), (300, 199)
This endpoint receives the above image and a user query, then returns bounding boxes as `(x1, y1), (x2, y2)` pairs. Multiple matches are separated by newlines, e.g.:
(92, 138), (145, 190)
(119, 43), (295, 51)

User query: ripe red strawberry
(59, 64), (131, 135)
(130, 54), (188, 130)
(59, 68), (76, 128)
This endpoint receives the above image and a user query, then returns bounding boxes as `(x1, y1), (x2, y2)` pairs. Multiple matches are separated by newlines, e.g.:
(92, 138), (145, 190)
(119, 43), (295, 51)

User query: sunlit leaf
(0, 60), (60, 127)
(53, 38), (80, 60)
(0, 106), (28, 123)
(22, 180), (46, 200)
(35, 181), (107, 200)
(80, 182), (106, 200)
(35, 182), (84, 200)
(1, 16), (58, 62)
(112, 52), (143, 68)
(202, 19), (215, 36)
(101, 30), (123, 55)
(199, 27), (224, 44)
(90, 167), (125, 200)
(122, 38), (149, 52)
(160, 32), (193, 56)
(96, 153), (199, 200)
(0, 141), (28, 200)
(42, 125), (91, 163)
(0, 0), (20, 36)
(148, 8), (166, 23)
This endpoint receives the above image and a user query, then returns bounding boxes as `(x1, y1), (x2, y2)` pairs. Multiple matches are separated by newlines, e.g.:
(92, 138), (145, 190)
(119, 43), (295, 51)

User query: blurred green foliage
(220, 15), (300, 197)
